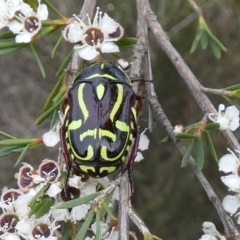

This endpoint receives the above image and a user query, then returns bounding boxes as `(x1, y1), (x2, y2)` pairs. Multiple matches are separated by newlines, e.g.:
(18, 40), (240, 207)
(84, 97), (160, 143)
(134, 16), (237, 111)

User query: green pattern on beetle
(61, 62), (140, 178)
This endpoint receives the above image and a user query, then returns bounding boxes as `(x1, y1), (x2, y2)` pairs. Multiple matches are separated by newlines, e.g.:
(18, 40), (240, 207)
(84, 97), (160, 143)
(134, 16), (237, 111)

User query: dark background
(0, 1), (239, 239)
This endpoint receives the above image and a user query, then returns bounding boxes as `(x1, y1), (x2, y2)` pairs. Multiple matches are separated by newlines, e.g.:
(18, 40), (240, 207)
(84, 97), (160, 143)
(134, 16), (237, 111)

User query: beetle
(60, 61), (141, 179)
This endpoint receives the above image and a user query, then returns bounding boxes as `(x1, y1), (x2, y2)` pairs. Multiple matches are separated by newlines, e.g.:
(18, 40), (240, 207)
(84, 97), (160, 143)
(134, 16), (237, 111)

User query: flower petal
(42, 131), (60, 147)
(46, 182), (62, 197)
(71, 204), (90, 221)
(77, 46), (98, 60)
(8, 20), (23, 34)
(222, 195), (240, 214)
(219, 153), (239, 173)
(37, 3), (48, 21)
(216, 116), (229, 130)
(19, 2), (33, 16)
(101, 42), (119, 53)
(229, 119), (240, 131)
(101, 13), (119, 34)
(221, 175), (240, 192)
(225, 106), (239, 119)
(134, 152), (144, 162)
(63, 23), (83, 43)
(15, 32), (32, 43)
(138, 131), (150, 151)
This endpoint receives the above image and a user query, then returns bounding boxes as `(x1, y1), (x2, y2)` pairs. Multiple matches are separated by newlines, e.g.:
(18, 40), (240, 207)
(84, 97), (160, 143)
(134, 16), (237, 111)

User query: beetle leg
(121, 126), (141, 195)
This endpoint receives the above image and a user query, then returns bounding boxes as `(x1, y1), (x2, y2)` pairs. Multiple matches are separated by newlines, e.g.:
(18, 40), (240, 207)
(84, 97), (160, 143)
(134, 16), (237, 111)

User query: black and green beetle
(60, 61), (141, 178)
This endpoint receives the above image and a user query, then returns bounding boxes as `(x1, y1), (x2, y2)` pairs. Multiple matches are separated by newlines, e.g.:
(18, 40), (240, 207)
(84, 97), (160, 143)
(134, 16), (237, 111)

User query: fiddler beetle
(60, 61), (141, 180)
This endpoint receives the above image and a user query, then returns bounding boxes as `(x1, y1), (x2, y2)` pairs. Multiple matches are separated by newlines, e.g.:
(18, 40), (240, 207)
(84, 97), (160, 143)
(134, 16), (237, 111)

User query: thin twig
(129, 201), (151, 236)
(188, 0), (202, 16)
(201, 86), (231, 96)
(90, 177), (120, 205)
(168, 0), (218, 35)
(118, 171), (130, 240)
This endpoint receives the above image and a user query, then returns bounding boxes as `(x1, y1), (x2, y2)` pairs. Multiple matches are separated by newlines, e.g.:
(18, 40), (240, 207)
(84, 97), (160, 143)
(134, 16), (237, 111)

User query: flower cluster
(0, 0), (48, 43)
(208, 104), (240, 131)
(218, 149), (240, 223)
(0, 159), (110, 239)
(199, 222), (226, 240)
(62, 7), (124, 61)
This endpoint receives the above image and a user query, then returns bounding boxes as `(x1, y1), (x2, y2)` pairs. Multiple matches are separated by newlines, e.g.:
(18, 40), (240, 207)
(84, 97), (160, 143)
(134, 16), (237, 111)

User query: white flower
(199, 222), (226, 240)
(62, 7), (124, 61)
(0, 0), (22, 29)
(173, 124), (185, 134)
(219, 149), (240, 192)
(134, 130), (150, 162)
(42, 131), (60, 147)
(9, 0), (48, 43)
(208, 104), (240, 131)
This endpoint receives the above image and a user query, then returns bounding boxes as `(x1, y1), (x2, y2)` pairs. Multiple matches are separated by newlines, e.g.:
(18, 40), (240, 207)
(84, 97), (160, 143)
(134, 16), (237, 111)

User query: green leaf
(190, 29), (203, 53)
(200, 30), (208, 50)
(74, 208), (95, 240)
(42, 0), (66, 18)
(57, 191), (101, 209)
(205, 131), (218, 163)
(152, 235), (163, 240)
(0, 146), (24, 157)
(115, 37), (137, 47)
(195, 138), (204, 170)
(181, 139), (194, 167)
(99, 190), (115, 220)
(204, 123), (220, 131)
(199, 16), (227, 52)
(61, 222), (75, 240)
(223, 96), (240, 112)
(52, 35), (63, 58)
(37, 25), (56, 38)
(175, 133), (199, 139)
(0, 42), (25, 49)
(14, 144), (30, 167)
(42, 74), (64, 112)
(28, 184), (50, 208)
(56, 50), (73, 76)
(0, 138), (38, 146)
(210, 40), (221, 59)
(102, 200), (117, 220)
(49, 109), (59, 130)
(0, 31), (15, 39)
(35, 94), (65, 125)
(0, 131), (16, 139)
(96, 211), (101, 240)
(224, 84), (240, 91)
(34, 197), (55, 218)
(0, 45), (25, 55)
(30, 43), (46, 78)
(159, 136), (171, 143)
